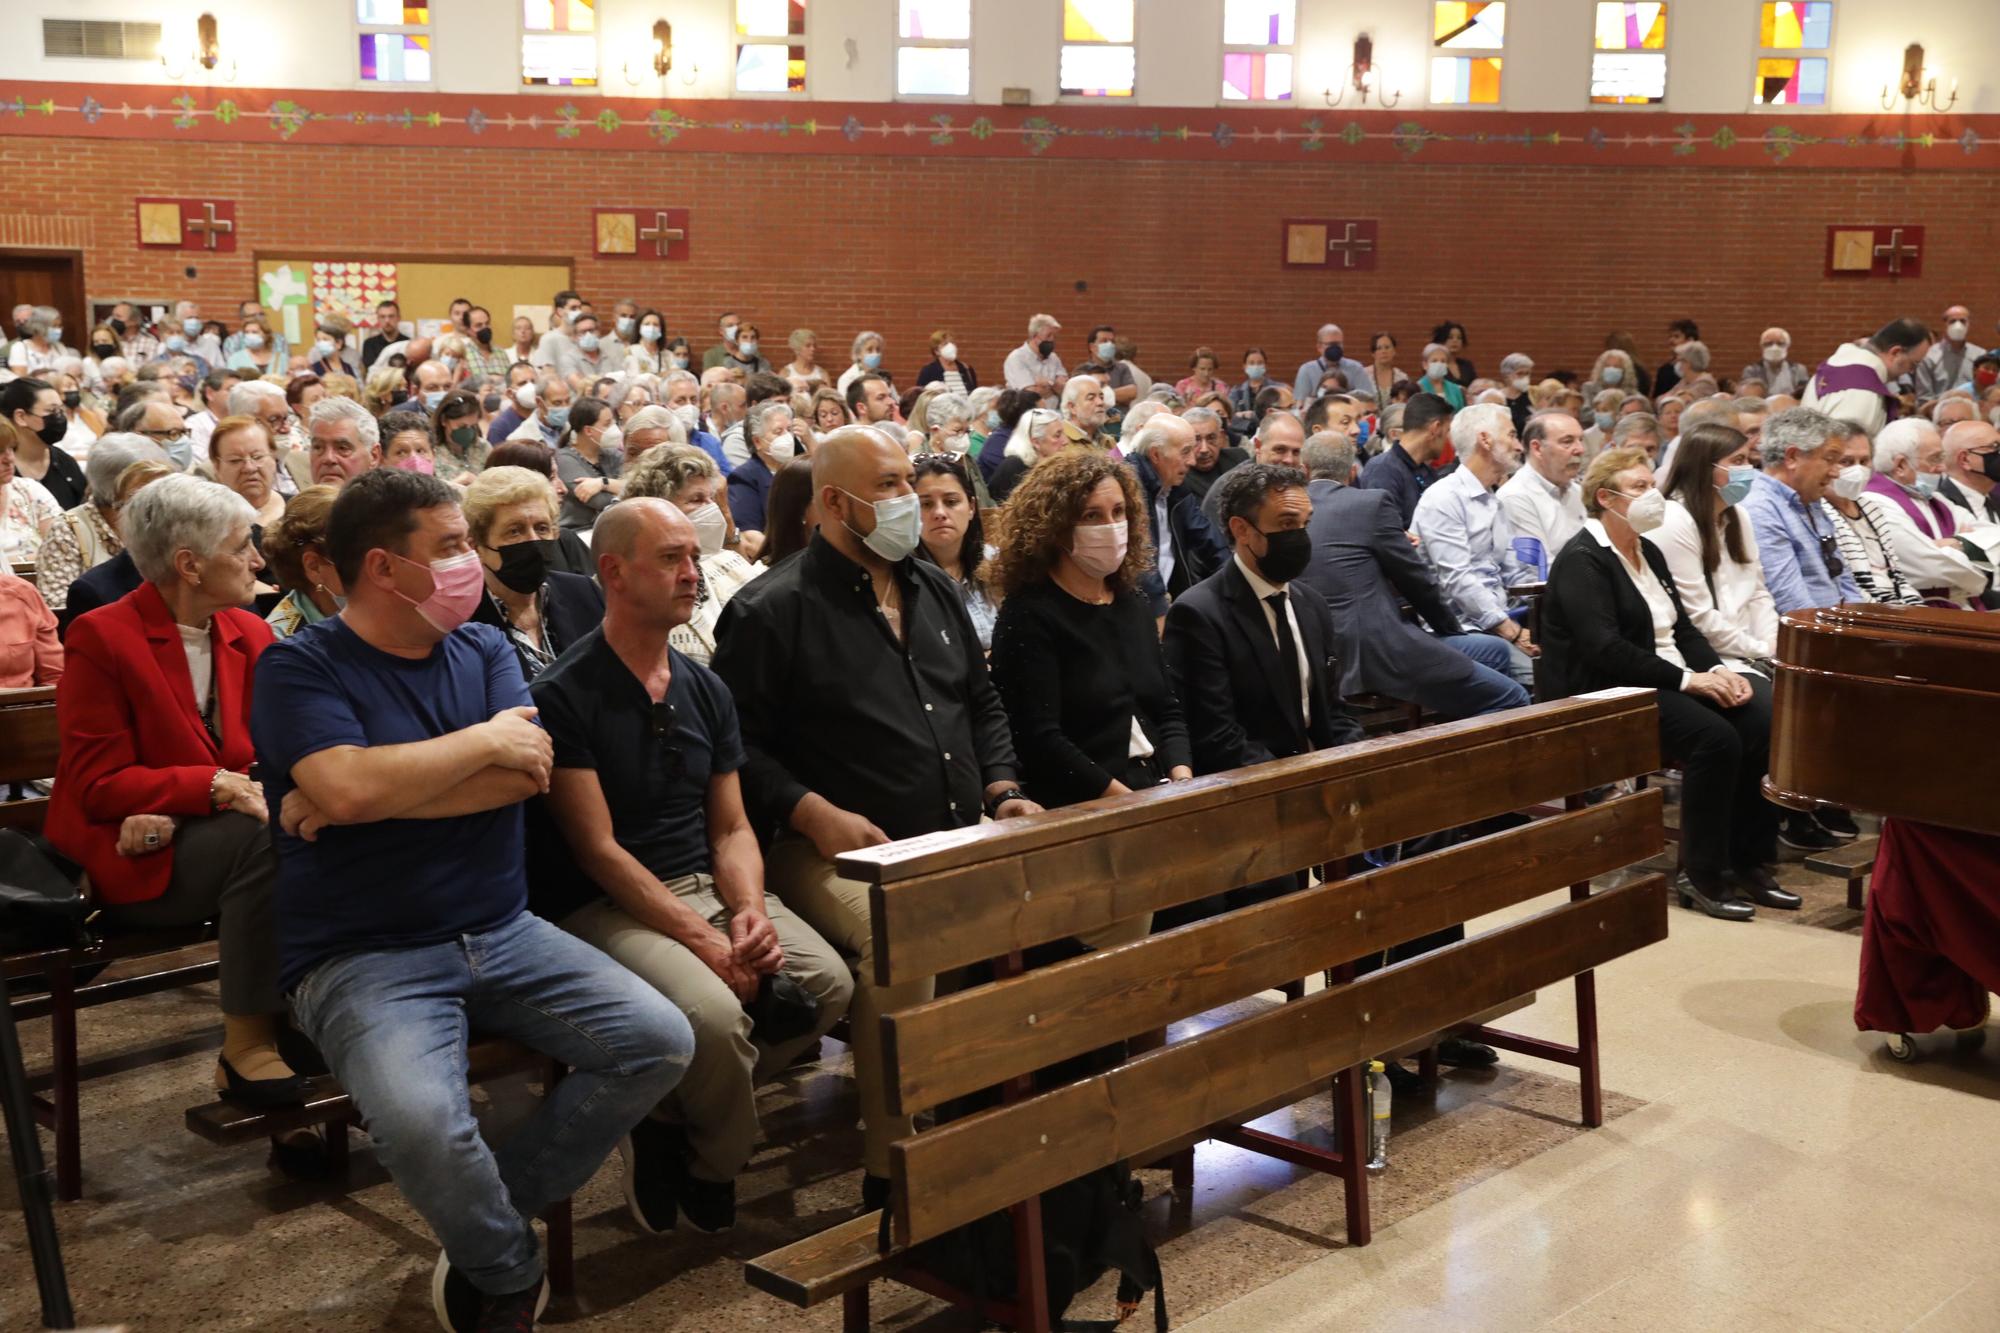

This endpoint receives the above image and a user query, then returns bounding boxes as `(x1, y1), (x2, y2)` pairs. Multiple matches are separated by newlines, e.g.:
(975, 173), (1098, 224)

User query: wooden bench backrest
(0, 687), (60, 785)
(831, 689), (1667, 1247)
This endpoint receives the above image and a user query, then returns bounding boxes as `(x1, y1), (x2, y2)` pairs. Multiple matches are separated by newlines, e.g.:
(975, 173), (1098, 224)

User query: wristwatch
(984, 787), (1028, 818)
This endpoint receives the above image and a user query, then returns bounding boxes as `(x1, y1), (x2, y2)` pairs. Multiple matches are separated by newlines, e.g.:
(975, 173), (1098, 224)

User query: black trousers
(1656, 673), (1781, 878)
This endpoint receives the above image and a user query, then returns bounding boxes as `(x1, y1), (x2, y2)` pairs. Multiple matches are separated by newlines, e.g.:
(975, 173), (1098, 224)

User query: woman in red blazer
(45, 473), (302, 1107)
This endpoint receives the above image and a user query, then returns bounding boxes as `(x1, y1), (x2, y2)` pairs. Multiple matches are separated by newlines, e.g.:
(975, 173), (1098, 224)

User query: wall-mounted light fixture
(1323, 34), (1400, 109)
(1881, 42), (1956, 111)
(624, 19), (698, 87)
(162, 12), (235, 81)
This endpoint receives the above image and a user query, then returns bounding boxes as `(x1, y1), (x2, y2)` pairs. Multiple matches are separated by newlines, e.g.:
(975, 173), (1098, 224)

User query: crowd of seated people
(4, 291), (1988, 1331)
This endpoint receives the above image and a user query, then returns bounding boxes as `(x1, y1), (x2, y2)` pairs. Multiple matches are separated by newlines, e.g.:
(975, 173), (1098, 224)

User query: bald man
(532, 499), (851, 1234)
(709, 428), (1040, 1202)
(1916, 303), (1985, 399)
(1940, 421), (2000, 601)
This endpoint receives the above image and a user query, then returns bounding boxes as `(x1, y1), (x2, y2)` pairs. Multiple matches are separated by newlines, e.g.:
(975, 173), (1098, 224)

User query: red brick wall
(4, 134), (1990, 386)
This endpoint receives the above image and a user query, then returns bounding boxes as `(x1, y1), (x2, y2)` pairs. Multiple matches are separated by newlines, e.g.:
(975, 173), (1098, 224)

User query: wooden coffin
(1766, 604), (2000, 836)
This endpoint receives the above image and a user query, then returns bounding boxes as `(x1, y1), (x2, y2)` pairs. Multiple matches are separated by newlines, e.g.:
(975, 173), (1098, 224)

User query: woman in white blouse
(1654, 423), (1779, 675)
(0, 421), (62, 564)
(620, 444), (762, 665)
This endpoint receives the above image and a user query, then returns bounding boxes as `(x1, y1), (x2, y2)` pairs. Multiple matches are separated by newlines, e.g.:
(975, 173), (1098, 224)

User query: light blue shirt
(1411, 464), (1539, 632)
(1739, 471), (1862, 614)
(1293, 354), (1372, 403)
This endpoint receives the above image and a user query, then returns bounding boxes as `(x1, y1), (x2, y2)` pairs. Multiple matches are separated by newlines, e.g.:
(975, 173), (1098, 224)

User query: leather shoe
(1731, 864), (1802, 911)
(214, 1053), (305, 1108)
(1379, 1060), (1424, 1096)
(1814, 808), (1861, 841)
(1436, 1036), (1499, 1068)
(1677, 873), (1756, 921)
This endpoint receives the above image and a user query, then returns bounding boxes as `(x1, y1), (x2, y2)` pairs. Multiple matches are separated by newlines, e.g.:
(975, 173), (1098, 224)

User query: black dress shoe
(1815, 808), (1861, 841)
(1731, 865), (1802, 910)
(1677, 873), (1756, 921)
(1779, 818), (1839, 853)
(1436, 1036), (1500, 1068)
(1379, 1060), (1423, 1096)
(214, 1054), (305, 1108)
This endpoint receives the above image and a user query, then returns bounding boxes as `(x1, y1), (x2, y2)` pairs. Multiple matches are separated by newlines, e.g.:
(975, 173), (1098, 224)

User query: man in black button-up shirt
(711, 427), (1039, 1186)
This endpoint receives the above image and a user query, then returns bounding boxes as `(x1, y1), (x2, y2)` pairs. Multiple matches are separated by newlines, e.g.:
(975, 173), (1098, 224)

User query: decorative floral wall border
(1, 80), (1988, 168)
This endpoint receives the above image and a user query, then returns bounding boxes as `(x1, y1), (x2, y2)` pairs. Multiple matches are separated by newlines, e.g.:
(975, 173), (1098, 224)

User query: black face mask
(91, 342), (116, 359)
(1255, 527), (1313, 584)
(29, 410), (67, 447)
(61, 391), (80, 410)
(108, 317), (127, 336)
(1036, 339), (1056, 359)
(490, 538), (558, 593)
(1322, 343), (1344, 363)
(475, 327), (493, 346)
(1983, 451), (2000, 484)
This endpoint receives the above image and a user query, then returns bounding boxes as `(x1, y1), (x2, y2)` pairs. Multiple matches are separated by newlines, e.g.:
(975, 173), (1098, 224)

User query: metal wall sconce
(162, 12), (235, 81)
(1323, 34), (1400, 109)
(624, 18), (699, 87)
(1881, 42), (1957, 111)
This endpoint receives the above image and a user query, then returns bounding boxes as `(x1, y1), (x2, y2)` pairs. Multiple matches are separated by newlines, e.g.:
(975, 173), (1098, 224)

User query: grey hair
(1758, 405), (1845, 468)
(1027, 313), (1060, 337)
(926, 391), (970, 429)
(746, 398), (794, 445)
(15, 312), (50, 341)
(83, 434), (169, 505)
(1499, 352), (1534, 376)
(1872, 417), (1937, 473)
(605, 376), (655, 413)
(113, 398), (166, 433)
(1061, 374), (1101, 411)
(533, 369), (566, 398)
(1677, 340), (1712, 372)
(621, 404), (686, 445)
(966, 386), (1001, 420)
(228, 380), (286, 416)
(1593, 389), (1624, 412)
(1421, 342), (1449, 363)
(1730, 395), (1769, 416)
(98, 355), (131, 380)
(1380, 403), (1405, 434)
(1678, 398), (1737, 437)
(1006, 408), (1063, 464)
(1182, 405), (1223, 431)
(122, 473), (257, 585)
(1122, 400), (1168, 438)
(662, 369), (700, 396)
(308, 394), (380, 448)
(849, 330), (883, 364)
(1126, 414), (1190, 461)
(1450, 402), (1512, 456)
(1611, 413), (1660, 448)
(1302, 431), (1356, 482)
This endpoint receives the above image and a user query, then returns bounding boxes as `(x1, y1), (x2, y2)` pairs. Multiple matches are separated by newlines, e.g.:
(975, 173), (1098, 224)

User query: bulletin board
(252, 253), (572, 348)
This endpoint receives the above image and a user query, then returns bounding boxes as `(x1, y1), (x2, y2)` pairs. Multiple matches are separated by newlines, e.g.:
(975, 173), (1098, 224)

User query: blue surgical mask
(423, 390), (445, 411)
(546, 406), (571, 431)
(672, 355), (690, 369)
(243, 332), (265, 350)
(739, 340), (759, 358)
(616, 316), (636, 338)
(863, 351), (883, 370)
(181, 317), (202, 337)
(1096, 341), (1117, 361)
(164, 433), (193, 471)
(986, 410), (1002, 430)
(1718, 464), (1756, 507)
(165, 334), (187, 353)
(1601, 366), (1624, 386)
(577, 332), (600, 353)
(1594, 411), (1616, 430)
(314, 337), (336, 360)
(1912, 471), (1942, 498)
(840, 489), (921, 562)
(1245, 364), (1267, 382)
(641, 325), (662, 344)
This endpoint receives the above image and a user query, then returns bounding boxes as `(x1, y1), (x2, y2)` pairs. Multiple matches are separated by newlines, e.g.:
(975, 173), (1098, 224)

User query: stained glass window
(1755, 4), (1830, 106)
(1220, 0), (1293, 102)
(1061, 0), (1134, 98)
(899, 0), (971, 98)
(358, 0), (432, 82)
(522, 0), (595, 86)
(736, 0), (806, 94)
(1591, 3), (1666, 104)
(1431, 3), (1503, 104)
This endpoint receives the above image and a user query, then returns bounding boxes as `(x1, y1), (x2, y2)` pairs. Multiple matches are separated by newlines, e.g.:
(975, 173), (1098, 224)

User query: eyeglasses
(138, 427), (183, 442)
(648, 701), (685, 781)
(1817, 533), (1844, 579)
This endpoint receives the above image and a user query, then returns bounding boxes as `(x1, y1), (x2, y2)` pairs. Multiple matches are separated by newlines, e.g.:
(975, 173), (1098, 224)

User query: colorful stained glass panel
(1222, 52), (1293, 100)
(1063, 0), (1133, 44)
(521, 32), (596, 84)
(1434, 2), (1505, 49)
(736, 42), (807, 92)
(737, 0), (806, 38)
(523, 0), (594, 33)
(1591, 51), (1665, 102)
(1431, 55), (1502, 104)
(899, 0), (970, 42)
(359, 32), (430, 80)
(357, 1), (429, 23)
(1594, 2), (1666, 50)
(1060, 42), (1134, 96)
(1222, 1), (1295, 47)
(1755, 56), (1826, 104)
(898, 45), (970, 95)
(1760, 2), (1831, 49)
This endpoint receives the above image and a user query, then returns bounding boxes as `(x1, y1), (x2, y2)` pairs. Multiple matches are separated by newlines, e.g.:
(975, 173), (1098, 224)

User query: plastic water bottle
(1366, 1059), (1391, 1171)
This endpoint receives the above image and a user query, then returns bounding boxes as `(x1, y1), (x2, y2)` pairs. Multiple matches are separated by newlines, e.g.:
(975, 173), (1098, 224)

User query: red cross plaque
(1281, 218), (1380, 272)
(593, 207), (691, 261)
(1824, 224), (1924, 280)
(134, 197), (238, 253)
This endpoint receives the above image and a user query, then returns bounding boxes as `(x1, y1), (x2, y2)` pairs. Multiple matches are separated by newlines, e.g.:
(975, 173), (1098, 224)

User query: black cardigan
(915, 358), (979, 393)
(987, 579), (1191, 807)
(1538, 527), (1721, 699)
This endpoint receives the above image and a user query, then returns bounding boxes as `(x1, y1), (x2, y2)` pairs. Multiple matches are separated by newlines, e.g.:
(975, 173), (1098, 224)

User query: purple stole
(1812, 357), (1901, 422)
(1864, 472), (1963, 606)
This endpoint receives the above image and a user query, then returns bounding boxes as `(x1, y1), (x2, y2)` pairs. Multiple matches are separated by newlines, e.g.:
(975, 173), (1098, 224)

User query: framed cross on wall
(593, 207), (691, 261)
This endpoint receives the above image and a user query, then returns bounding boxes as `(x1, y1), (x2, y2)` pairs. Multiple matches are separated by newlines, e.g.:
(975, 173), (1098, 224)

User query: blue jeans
(1451, 630), (1537, 692)
(1408, 635), (1531, 717)
(290, 911), (693, 1296)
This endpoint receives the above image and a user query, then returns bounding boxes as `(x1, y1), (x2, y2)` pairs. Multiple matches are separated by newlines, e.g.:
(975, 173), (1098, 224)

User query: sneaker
(677, 1170), (737, 1235)
(432, 1253), (549, 1333)
(618, 1117), (680, 1235)
(1779, 818), (1839, 853)
(1815, 808), (1861, 841)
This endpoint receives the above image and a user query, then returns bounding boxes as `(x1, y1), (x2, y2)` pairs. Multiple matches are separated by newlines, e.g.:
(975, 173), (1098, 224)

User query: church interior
(1, 2), (1997, 1330)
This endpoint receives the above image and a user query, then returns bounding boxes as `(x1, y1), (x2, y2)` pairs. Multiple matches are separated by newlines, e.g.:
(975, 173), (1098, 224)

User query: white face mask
(1509, 375), (1531, 392)
(688, 501), (727, 555)
(765, 432), (798, 462)
(1948, 320), (1969, 341)
(1763, 343), (1787, 362)
(1614, 488), (1666, 534)
(671, 403), (700, 432)
(514, 384), (538, 411)
(938, 342), (957, 363)
(1831, 462), (1870, 501)
(841, 489), (922, 562)
(1426, 361), (1449, 380)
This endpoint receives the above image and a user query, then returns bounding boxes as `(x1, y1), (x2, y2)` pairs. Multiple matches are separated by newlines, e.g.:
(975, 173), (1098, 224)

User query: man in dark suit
(1128, 414), (1227, 618)
(1295, 433), (1527, 720)
(61, 549), (143, 631)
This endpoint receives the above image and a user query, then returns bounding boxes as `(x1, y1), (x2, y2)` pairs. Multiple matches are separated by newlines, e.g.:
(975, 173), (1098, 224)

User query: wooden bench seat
(749, 689), (1670, 1331)
(1803, 835), (1879, 911)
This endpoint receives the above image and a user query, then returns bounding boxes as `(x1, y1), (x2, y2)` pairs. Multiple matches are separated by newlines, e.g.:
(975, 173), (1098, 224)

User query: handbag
(0, 830), (88, 953)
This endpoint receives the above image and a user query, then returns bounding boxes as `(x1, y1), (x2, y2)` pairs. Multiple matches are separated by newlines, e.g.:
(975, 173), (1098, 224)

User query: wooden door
(0, 250), (87, 345)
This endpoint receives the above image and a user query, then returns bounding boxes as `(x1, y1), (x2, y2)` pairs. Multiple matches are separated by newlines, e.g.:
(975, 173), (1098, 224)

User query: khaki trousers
(561, 874), (852, 1182)
(765, 833), (1151, 1177)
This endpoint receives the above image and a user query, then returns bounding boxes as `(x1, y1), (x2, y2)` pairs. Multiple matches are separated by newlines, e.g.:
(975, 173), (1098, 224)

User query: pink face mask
(1070, 522), (1128, 579)
(391, 549), (485, 633)
(395, 453), (436, 476)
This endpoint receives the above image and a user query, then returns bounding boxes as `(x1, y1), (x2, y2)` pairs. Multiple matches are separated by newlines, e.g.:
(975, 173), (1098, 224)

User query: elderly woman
(1585, 348), (1640, 400)
(1583, 389), (1624, 455)
(50, 367), (103, 460)
(0, 564), (60, 687)
(988, 447), (1188, 808)
(377, 410), (434, 475)
(989, 406), (1065, 503)
(429, 389), (488, 486)
(783, 328), (830, 394)
(262, 485), (344, 640)
(1539, 447), (1787, 921)
(1820, 430), (1923, 607)
(838, 330), (891, 395)
(33, 435), (162, 610)
(0, 421), (64, 564)
(725, 399), (798, 552)
(6, 309), (67, 377)
(914, 453), (998, 651)
(915, 330), (978, 396)
(45, 473), (303, 1105)
(482, 440), (594, 577)
(464, 465), (605, 680)
(207, 415), (288, 536)
(624, 445), (765, 664)
(1415, 344), (1467, 409)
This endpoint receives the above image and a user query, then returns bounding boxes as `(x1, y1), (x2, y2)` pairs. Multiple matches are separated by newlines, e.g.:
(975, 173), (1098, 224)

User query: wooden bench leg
(543, 1198), (574, 1299)
(1848, 873), (1865, 913)
(1169, 1146), (1195, 1200)
(1333, 1064), (1371, 1246)
(842, 1284), (870, 1333)
(1011, 1195), (1052, 1333)
(49, 952), (80, 1202)
(1416, 1044), (1439, 1083)
(324, 1119), (350, 1175)
(1574, 968), (1603, 1129)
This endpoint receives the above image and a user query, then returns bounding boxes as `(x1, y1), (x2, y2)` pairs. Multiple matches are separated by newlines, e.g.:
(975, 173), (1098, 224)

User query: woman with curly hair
(988, 449), (1193, 809)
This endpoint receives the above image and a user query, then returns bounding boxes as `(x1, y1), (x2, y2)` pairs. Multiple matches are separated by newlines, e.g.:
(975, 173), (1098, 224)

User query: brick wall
(4, 134), (1994, 385)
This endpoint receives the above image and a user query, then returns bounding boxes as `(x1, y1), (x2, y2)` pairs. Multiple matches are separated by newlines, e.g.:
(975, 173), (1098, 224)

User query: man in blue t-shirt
(252, 469), (692, 1332)
(531, 499), (851, 1236)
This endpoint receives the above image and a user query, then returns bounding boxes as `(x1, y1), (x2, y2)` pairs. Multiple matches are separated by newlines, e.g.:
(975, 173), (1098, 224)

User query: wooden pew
(1803, 836), (1878, 911)
(747, 689), (1668, 1330)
